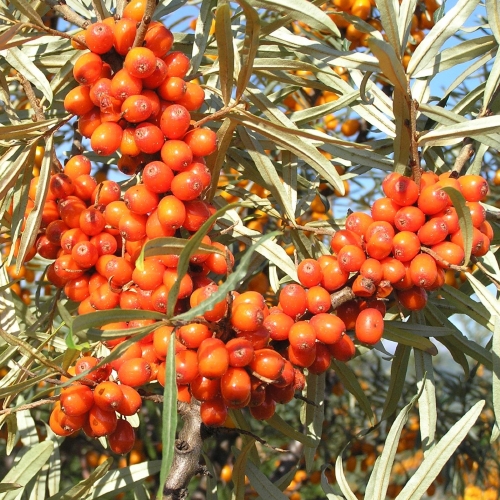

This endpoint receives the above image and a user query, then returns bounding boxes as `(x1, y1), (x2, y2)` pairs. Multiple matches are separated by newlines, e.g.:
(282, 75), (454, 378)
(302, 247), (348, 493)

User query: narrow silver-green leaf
(320, 465), (343, 499)
(441, 186), (473, 266)
(303, 372), (325, 472)
(332, 360), (374, 423)
(486, 0), (500, 45)
(381, 344), (411, 420)
(0, 145), (34, 203)
(397, 400), (485, 500)
(232, 439), (257, 500)
(244, 460), (288, 499)
(466, 272), (500, 318)
(334, 454), (357, 500)
(266, 414), (316, 447)
(156, 332), (177, 500)
(484, 49), (500, 111)
(189, 0), (216, 75)
(0, 441), (53, 500)
(383, 323), (437, 354)
(376, 0), (401, 55)
(398, 0), (418, 54)
(215, 0), (235, 105)
(492, 317), (500, 442)
(407, 0), (480, 77)
(414, 349), (436, 455)
(8, 0), (44, 26)
(0, 486), (21, 494)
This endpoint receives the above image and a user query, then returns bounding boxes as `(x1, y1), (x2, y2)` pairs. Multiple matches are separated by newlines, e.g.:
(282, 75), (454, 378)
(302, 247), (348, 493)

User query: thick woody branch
(451, 137), (475, 174)
(132, 0), (156, 48)
(43, 0), (90, 29)
(163, 401), (204, 500)
(330, 287), (355, 310)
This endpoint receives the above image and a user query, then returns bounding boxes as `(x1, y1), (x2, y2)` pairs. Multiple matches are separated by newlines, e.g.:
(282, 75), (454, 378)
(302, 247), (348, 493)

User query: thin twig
(17, 74), (44, 122)
(471, 258), (500, 291)
(451, 138), (476, 174)
(0, 397), (59, 416)
(407, 83), (421, 187)
(42, 0), (90, 28)
(290, 222), (336, 236)
(132, 0), (156, 48)
(211, 426), (288, 452)
(419, 246), (468, 272)
(115, 0), (127, 18)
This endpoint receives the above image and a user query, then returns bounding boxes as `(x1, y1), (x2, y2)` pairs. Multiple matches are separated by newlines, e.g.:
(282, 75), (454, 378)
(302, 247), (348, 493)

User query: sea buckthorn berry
(465, 201), (486, 228)
(417, 217), (448, 246)
(145, 22), (174, 57)
(200, 398), (228, 426)
(89, 282), (120, 310)
(142, 161), (174, 193)
(288, 321), (316, 351)
(163, 268), (193, 298)
(53, 254), (85, 281)
(113, 18), (137, 55)
(134, 122), (165, 154)
(232, 290), (266, 310)
(60, 384), (95, 416)
(263, 310), (295, 341)
(198, 338), (229, 379)
(52, 402), (87, 434)
(71, 241), (99, 268)
(359, 258), (383, 284)
(365, 231), (393, 260)
(132, 259), (165, 290)
(345, 211), (373, 236)
(79, 207), (106, 236)
(382, 173), (419, 206)
(73, 52), (103, 85)
(319, 256), (350, 291)
(158, 76), (187, 101)
(205, 242), (234, 275)
(177, 81), (206, 111)
(392, 231), (421, 262)
(330, 229), (363, 253)
(192, 284), (228, 322)
(85, 22), (114, 54)
(91, 180), (121, 206)
(480, 220), (494, 241)
(191, 376), (221, 402)
(111, 69), (143, 102)
(124, 184), (159, 215)
(157, 195), (186, 231)
(183, 128), (218, 157)
(371, 197), (400, 223)
(450, 227), (486, 256)
(309, 313), (345, 345)
(221, 367), (252, 408)
(380, 257), (406, 284)
(160, 139), (193, 172)
(355, 308), (384, 345)
(108, 419), (135, 455)
(171, 171), (204, 201)
(118, 358), (152, 387)
(419, 171), (439, 190)
(306, 286), (331, 314)
(122, 0), (146, 21)
(176, 349), (199, 384)
(163, 51), (190, 78)
(410, 253), (438, 289)
(328, 334), (356, 362)
(73, 174), (98, 201)
(90, 232), (118, 256)
(394, 206), (426, 233)
(249, 393), (276, 421)
(230, 303), (264, 332)
(365, 220), (395, 242)
(288, 343), (317, 368)
(177, 323), (212, 349)
(124, 47), (157, 79)
(88, 406), (118, 437)
(91, 122), (123, 156)
(336, 300), (360, 330)
(64, 276), (91, 302)
(297, 259), (323, 288)
(160, 104), (191, 139)
(392, 261), (413, 290)
(121, 95), (153, 123)
(119, 212), (147, 241)
(226, 338), (255, 367)
(308, 342), (333, 375)
(279, 283), (307, 319)
(183, 199), (214, 232)
(337, 244), (366, 273)
(352, 275), (376, 297)
(458, 174), (488, 202)
(397, 286), (428, 310)
(249, 348), (285, 383)
(64, 155), (91, 180)
(94, 381), (124, 412)
(50, 173), (74, 199)
(152, 325), (175, 360)
(418, 184), (449, 215)
(64, 84), (95, 116)
(90, 78), (113, 107)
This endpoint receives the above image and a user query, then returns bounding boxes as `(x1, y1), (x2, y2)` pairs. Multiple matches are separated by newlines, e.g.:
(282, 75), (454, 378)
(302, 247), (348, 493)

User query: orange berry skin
(382, 173), (419, 206)
(118, 358), (152, 387)
(306, 286), (331, 314)
(91, 122), (123, 156)
(418, 185), (449, 215)
(263, 310), (295, 341)
(330, 230), (363, 253)
(417, 217), (449, 246)
(345, 211), (373, 236)
(113, 18), (137, 55)
(144, 22), (174, 58)
(249, 348), (285, 383)
(64, 85), (95, 115)
(88, 405), (118, 437)
(328, 334), (356, 362)
(60, 384), (95, 416)
(73, 52), (103, 85)
(183, 128), (218, 157)
(230, 303), (264, 332)
(310, 313), (345, 344)
(94, 381), (124, 411)
(200, 397), (228, 426)
(397, 286), (428, 310)
(355, 308), (384, 345)
(197, 338), (229, 379)
(458, 174), (488, 202)
(124, 47), (157, 79)
(108, 419), (136, 454)
(337, 244), (367, 273)
(371, 197), (400, 223)
(410, 253), (438, 289)
(288, 321), (316, 351)
(297, 259), (323, 288)
(430, 241), (465, 268)
(394, 206), (426, 233)
(85, 22), (114, 54)
(249, 393), (276, 420)
(176, 349), (199, 384)
(190, 376), (221, 401)
(221, 367), (251, 407)
(279, 284), (307, 319)
(392, 231), (421, 262)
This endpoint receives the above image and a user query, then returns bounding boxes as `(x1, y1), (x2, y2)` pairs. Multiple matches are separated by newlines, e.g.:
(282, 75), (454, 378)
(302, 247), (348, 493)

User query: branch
(91, 0), (107, 21)
(42, 0), (90, 29)
(330, 286), (355, 310)
(163, 401), (204, 500)
(0, 397), (59, 416)
(132, 0), (156, 48)
(419, 246), (468, 272)
(115, 0), (127, 18)
(17, 74), (44, 122)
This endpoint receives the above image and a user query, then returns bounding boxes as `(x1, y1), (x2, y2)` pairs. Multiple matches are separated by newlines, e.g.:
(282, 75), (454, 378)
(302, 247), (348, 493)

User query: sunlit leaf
(190, 0), (217, 75)
(215, 0), (234, 105)
(334, 454), (357, 500)
(266, 414), (316, 447)
(302, 372), (325, 472)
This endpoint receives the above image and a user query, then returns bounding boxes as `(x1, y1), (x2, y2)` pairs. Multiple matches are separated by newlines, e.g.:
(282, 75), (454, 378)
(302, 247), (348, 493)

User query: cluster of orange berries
(321, 170), (491, 317)
(65, 0), (215, 174)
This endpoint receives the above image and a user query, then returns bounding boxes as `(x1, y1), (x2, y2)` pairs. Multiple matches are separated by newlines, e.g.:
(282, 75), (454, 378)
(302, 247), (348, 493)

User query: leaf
(0, 118), (59, 141)
(215, 0), (235, 105)
(89, 462), (162, 499)
(232, 439), (257, 500)
(397, 400), (485, 500)
(266, 414), (317, 447)
(334, 454), (357, 500)
(487, 0), (500, 45)
(414, 349), (436, 454)
(492, 317), (500, 443)
(383, 323), (438, 354)
(441, 186), (474, 265)
(380, 344), (411, 421)
(366, 387), (422, 500)
(0, 23), (26, 51)
(484, 48), (500, 111)
(247, 0), (339, 36)
(331, 360), (374, 424)
(398, 0), (418, 55)
(466, 272), (500, 318)
(190, 0), (217, 75)
(392, 87), (411, 173)
(5, 46), (53, 104)
(376, 0), (401, 55)
(156, 333), (177, 500)
(234, 0), (260, 102)
(320, 465), (343, 499)
(0, 486), (21, 494)
(48, 458), (112, 500)
(407, 0), (480, 77)
(8, 0), (44, 26)
(301, 372), (325, 472)
(244, 460), (288, 499)
(0, 441), (53, 500)
(0, 145), (34, 203)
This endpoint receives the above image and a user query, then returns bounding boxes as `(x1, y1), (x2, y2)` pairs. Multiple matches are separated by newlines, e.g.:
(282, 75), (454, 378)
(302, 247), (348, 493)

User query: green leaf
(441, 186), (473, 266)
(190, 0), (217, 75)
(302, 372), (325, 472)
(156, 332), (177, 500)
(0, 145), (35, 204)
(492, 317), (500, 443)
(376, 0), (401, 55)
(266, 414), (317, 447)
(487, 0), (500, 45)
(407, 0), (480, 77)
(232, 439), (257, 500)
(367, 37), (407, 93)
(331, 360), (374, 424)
(484, 49), (500, 111)
(0, 441), (53, 500)
(0, 486), (21, 494)
(397, 400), (485, 500)
(5, 47), (53, 104)
(0, 118), (59, 141)
(334, 453), (357, 500)
(366, 387), (422, 500)
(234, 0), (261, 102)
(383, 323), (438, 354)
(320, 465), (343, 499)
(398, 0), (418, 55)
(48, 458), (112, 500)
(466, 272), (500, 318)
(414, 349), (436, 454)
(215, 0), (235, 105)
(244, 460), (288, 499)
(8, 0), (45, 26)
(380, 344), (411, 421)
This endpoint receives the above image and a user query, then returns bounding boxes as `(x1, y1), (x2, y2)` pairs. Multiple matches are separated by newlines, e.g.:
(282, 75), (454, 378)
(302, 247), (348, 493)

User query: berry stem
(132, 0), (156, 48)
(42, 0), (90, 29)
